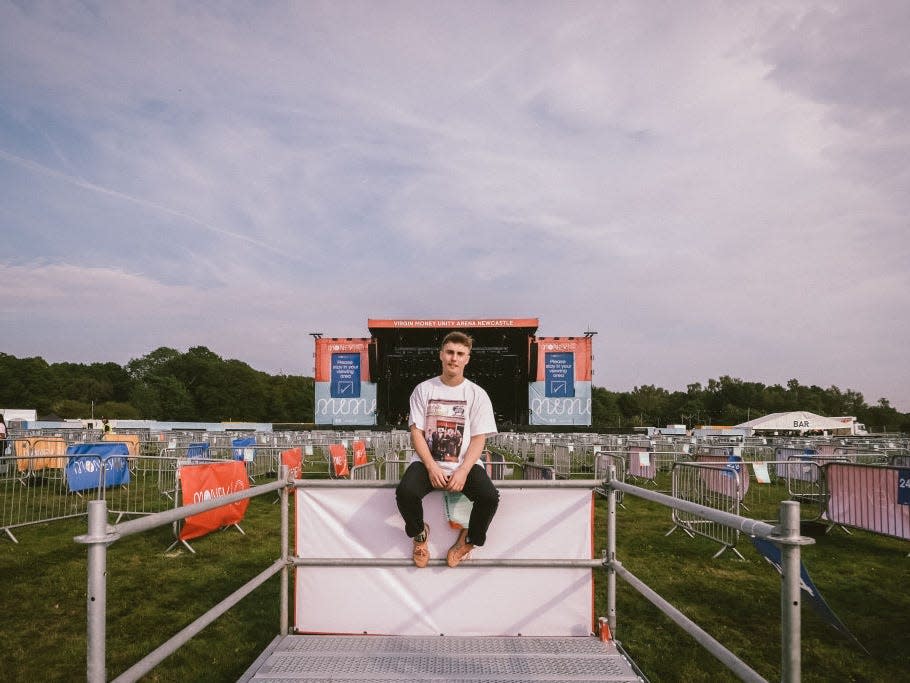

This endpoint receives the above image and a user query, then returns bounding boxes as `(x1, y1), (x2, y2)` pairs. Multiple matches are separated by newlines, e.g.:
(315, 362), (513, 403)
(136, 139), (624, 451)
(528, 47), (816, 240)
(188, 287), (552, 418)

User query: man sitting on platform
(395, 331), (500, 568)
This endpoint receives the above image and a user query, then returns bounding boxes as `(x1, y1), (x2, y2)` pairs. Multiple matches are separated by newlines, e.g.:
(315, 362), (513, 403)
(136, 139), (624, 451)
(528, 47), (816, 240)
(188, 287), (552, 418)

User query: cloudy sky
(1, 1), (908, 410)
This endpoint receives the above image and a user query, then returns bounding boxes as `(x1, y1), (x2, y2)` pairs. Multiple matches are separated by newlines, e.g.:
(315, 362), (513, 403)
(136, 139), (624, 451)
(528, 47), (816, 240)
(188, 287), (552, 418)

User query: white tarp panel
(295, 487), (594, 636)
(735, 410), (849, 433)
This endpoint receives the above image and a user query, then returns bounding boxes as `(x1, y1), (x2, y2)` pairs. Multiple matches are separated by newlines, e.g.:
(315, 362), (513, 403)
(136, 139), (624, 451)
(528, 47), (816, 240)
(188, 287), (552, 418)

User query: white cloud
(0, 1), (907, 409)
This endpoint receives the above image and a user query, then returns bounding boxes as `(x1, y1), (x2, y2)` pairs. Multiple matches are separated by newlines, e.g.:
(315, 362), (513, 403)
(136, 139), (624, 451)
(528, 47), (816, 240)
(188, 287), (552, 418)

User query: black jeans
(395, 461), (500, 547)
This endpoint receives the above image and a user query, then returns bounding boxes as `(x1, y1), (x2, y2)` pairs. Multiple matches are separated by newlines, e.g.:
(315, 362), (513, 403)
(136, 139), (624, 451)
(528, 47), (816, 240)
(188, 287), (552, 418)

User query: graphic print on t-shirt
(424, 398), (466, 463)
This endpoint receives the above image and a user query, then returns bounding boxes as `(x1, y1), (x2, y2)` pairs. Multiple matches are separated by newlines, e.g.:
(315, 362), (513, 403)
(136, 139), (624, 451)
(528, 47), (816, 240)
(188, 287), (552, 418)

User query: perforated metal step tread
(240, 634), (644, 681)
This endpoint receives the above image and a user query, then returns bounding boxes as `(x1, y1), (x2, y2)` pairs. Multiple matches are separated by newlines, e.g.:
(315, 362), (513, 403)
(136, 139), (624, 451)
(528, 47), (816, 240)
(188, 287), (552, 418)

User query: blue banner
(723, 454), (743, 477)
(331, 353), (362, 398)
(544, 352), (575, 398)
(751, 536), (868, 652)
(899, 469), (910, 505)
(232, 437), (256, 462)
(187, 442), (210, 459)
(65, 443), (131, 493)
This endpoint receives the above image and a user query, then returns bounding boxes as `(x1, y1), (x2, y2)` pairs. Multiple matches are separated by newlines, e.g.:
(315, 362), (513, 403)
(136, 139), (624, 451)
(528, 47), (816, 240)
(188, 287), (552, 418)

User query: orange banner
(100, 433), (140, 455)
(352, 441), (367, 467)
(282, 447), (302, 494)
(329, 443), (350, 478)
(15, 437), (68, 472)
(179, 461), (250, 541)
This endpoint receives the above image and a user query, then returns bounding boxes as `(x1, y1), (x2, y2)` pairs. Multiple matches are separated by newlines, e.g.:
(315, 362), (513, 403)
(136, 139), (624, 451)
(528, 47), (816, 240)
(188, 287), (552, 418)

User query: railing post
(605, 465), (617, 637)
(779, 500), (802, 683)
(280, 465), (289, 637)
(86, 499), (109, 683)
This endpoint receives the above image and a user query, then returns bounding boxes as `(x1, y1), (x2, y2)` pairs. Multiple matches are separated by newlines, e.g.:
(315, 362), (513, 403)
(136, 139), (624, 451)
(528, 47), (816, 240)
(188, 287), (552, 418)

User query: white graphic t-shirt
(408, 376), (497, 472)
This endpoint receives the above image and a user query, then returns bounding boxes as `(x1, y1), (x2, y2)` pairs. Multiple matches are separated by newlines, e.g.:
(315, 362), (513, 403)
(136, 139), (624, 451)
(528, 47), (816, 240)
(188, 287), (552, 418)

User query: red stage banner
(329, 443), (350, 478)
(281, 447), (303, 493)
(179, 461), (250, 541)
(352, 441), (367, 467)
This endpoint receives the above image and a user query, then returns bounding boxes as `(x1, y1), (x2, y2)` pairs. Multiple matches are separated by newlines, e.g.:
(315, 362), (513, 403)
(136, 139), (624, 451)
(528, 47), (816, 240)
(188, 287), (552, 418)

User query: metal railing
(75, 468), (290, 683)
(601, 466), (814, 682)
(72, 466), (821, 682)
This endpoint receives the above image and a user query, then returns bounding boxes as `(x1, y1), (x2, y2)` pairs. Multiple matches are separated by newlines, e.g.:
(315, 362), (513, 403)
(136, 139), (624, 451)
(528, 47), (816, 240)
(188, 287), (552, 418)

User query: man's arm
(445, 433), (487, 492)
(410, 425), (450, 489)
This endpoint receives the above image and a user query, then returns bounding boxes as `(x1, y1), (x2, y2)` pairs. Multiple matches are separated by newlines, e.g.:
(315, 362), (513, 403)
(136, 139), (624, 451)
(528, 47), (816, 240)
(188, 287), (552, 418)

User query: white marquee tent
(734, 411), (849, 435)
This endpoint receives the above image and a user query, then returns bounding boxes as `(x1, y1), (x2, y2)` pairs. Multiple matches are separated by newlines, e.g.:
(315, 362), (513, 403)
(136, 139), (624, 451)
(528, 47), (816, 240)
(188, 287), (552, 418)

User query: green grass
(1, 471), (908, 682)
(0, 496), (284, 682)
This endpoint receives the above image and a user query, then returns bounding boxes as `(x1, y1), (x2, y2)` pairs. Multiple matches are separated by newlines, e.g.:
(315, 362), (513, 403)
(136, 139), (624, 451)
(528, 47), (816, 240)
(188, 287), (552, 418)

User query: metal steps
(241, 634), (644, 682)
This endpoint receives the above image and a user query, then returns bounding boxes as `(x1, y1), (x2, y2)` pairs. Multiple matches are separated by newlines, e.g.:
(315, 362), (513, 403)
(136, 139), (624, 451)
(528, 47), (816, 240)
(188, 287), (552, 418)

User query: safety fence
(487, 433), (909, 557)
(1, 435), (392, 543)
(6, 427), (907, 554)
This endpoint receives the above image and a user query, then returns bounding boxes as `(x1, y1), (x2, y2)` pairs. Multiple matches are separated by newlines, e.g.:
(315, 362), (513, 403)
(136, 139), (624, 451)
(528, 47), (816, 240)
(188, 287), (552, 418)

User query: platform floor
(239, 634), (645, 682)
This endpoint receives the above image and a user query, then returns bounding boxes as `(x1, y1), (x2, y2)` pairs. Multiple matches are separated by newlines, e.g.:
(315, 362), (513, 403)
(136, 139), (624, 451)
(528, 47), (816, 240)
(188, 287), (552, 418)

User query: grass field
(1, 470), (908, 682)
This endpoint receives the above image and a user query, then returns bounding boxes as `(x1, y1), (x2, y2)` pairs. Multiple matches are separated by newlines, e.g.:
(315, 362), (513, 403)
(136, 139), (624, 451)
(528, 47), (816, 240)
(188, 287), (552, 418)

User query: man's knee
(395, 480), (418, 503)
(472, 483), (500, 508)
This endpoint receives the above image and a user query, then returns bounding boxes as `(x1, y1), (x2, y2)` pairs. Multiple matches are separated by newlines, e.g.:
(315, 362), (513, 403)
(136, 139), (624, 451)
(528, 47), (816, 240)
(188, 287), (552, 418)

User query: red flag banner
(352, 440), (367, 467)
(329, 443), (350, 478)
(179, 461), (250, 541)
(282, 447), (303, 494)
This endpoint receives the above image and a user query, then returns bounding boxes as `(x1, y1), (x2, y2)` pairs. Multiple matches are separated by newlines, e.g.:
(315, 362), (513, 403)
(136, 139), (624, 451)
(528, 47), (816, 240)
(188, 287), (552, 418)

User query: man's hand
(428, 463), (450, 489)
(445, 466), (469, 492)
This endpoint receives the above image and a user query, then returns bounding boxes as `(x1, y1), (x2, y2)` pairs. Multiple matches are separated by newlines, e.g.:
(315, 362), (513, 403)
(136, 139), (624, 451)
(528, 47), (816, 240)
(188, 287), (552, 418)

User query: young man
(395, 331), (499, 568)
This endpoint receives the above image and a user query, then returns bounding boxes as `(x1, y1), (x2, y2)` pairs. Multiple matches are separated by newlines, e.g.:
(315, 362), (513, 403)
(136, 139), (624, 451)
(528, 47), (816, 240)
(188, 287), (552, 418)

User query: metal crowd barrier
(626, 445), (657, 483)
(651, 448), (689, 472)
(668, 461), (747, 558)
(351, 461), (380, 481)
(822, 462), (910, 541)
(1, 441), (315, 542)
(1, 452), (86, 543)
(594, 452), (626, 505)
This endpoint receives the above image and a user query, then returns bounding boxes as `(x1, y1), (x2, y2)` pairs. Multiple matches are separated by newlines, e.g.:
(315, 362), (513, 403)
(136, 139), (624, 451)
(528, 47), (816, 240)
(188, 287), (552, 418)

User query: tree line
(0, 347), (313, 424)
(1, 348), (907, 432)
(590, 378), (908, 432)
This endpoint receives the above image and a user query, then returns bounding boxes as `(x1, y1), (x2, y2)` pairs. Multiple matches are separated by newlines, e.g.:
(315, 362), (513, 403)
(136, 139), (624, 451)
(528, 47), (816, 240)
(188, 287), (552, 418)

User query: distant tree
(129, 374), (194, 420)
(52, 399), (92, 419)
(0, 354), (54, 412)
(591, 387), (622, 428)
(94, 401), (141, 420)
(126, 347), (182, 381)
